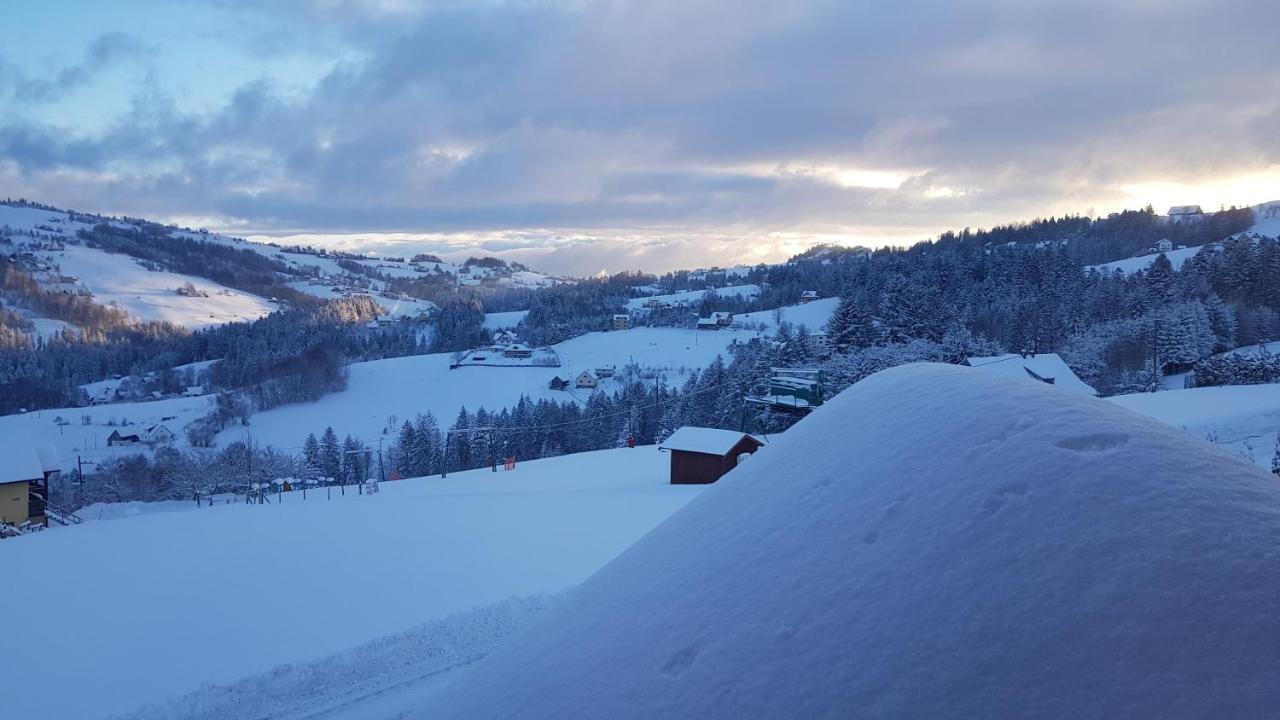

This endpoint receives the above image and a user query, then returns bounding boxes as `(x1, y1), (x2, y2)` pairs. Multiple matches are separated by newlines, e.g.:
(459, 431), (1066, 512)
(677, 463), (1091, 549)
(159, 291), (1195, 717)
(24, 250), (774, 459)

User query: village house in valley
(576, 371), (599, 389)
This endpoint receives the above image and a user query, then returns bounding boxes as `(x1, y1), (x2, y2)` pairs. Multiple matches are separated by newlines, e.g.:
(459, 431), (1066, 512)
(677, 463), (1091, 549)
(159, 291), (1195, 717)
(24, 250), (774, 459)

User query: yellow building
(0, 441), (59, 531)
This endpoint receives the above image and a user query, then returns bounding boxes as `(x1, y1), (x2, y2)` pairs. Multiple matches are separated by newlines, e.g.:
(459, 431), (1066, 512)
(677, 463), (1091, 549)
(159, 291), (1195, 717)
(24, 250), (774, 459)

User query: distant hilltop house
(595, 365), (616, 378)
(659, 427), (764, 485)
(612, 314), (631, 331)
(548, 376), (570, 391)
(800, 290), (820, 303)
(576, 371), (599, 389)
(1167, 205), (1204, 222)
(375, 314), (396, 327)
(697, 311), (734, 330)
(964, 353), (1098, 396)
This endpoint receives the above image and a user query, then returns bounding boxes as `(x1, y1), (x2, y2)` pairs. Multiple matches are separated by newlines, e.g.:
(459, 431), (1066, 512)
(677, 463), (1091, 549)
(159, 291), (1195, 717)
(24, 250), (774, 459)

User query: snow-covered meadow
(3, 447), (701, 720)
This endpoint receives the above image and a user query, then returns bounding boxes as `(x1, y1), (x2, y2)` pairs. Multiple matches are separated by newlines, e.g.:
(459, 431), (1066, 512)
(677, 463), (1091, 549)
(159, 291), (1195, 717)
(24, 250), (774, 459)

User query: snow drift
(416, 362), (1280, 719)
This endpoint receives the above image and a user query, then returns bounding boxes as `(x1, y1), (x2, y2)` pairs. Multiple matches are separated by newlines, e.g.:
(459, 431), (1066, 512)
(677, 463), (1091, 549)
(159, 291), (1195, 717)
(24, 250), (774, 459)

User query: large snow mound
(417, 362), (1280, 719)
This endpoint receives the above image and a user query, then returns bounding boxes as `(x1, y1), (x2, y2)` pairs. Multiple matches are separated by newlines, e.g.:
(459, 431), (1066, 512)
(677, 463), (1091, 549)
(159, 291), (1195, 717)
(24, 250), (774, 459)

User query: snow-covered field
(482, 309), (529, 330)
(1087, 244), (1204, 275)
(1109, 383), (1280, 466)
(43, 245), (277, 327)
(3, 447), (702, 720)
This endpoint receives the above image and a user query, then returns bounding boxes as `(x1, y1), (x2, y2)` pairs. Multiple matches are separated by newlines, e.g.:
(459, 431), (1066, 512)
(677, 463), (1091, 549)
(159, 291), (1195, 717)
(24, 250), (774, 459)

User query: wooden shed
(659, 427), (764, 485)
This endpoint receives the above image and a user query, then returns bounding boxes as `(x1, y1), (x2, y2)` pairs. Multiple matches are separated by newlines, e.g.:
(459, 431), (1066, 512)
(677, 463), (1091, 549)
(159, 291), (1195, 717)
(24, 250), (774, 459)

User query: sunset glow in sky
(2, 0), (1278, 274)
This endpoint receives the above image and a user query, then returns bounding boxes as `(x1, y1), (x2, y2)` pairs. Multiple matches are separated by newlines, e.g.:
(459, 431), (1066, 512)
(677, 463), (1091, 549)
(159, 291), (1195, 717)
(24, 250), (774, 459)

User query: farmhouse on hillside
(612, 314), (631, 330)
(1167, 205), (1204, 222)
(142, 424), (177, 445)
(697, 311), (734, 330)
(964, 353), (1098, 396)
(502, 343), (534, 359)
(800, 290), (819, 303)
(548, 376), (570, 391)
(576, 371), (599, 389)
(659, 427), (764, 485)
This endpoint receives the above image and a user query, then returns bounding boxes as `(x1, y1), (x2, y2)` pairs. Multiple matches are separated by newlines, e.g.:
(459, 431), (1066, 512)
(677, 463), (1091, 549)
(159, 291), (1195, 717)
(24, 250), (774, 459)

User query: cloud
(2, 0), (1279, 273)
(0, 32), (153, 103)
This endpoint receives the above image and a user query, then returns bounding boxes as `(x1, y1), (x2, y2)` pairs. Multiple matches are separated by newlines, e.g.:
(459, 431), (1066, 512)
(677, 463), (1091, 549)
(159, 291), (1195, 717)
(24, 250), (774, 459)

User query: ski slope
(2, 447), (703, 720)
(420, 363), (1280, 719)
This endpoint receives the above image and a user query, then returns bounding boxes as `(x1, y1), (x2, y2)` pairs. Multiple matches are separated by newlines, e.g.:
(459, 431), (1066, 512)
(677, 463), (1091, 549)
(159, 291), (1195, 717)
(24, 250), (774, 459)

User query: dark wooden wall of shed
(669, 438), (762, 485)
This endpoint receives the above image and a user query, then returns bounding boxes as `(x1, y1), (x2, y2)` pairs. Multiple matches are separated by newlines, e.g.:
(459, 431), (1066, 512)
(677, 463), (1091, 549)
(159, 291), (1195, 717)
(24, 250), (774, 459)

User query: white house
(964, 354), (1098, 396)
(576, 371), (599, 389)
(141, 424), (177, 445)
(800, 290), (820, 303)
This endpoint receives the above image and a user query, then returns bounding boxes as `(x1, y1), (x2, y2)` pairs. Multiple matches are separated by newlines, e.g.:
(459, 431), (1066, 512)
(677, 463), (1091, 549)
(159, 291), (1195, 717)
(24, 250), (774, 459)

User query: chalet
(1167, 205), (1204, 222)
(697, 311), (734, 330)
(494, 330), (520, 345)
(376, 315), (396, 327)
(964, 353), (1098, 396)
(576, 371), (599, 389)
(548, 376), (570, 391)
(659, 427), (764, 485)
(107, 430), (141, 446)
(0, 438), (59, 530)
(1155, 238), (1174, 253)
(502, 343), (534, 359)
(800, 290), (820, 303)
(613, 314), (631, 331)
(142, 424), (177, 445)
(595, 365), (616, 378)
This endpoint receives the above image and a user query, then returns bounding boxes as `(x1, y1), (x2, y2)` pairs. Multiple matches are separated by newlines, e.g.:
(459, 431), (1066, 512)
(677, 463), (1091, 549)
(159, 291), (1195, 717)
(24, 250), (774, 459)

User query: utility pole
(377, 437), (386, 482)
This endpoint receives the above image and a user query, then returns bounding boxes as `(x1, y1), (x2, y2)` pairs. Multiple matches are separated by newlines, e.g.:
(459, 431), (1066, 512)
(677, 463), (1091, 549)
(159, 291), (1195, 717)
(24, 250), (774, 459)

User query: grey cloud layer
(1, 0), (1278, 269)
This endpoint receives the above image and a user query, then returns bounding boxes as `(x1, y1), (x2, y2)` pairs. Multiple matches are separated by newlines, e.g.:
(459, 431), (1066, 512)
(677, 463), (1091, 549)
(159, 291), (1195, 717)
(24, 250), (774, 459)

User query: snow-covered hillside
(418, 363), (1280, 719)
(1087, 243), (1205, 275)
(3, 447), (702, 720)
(0, 298), (839, 461)
(625, 283), (759, 310)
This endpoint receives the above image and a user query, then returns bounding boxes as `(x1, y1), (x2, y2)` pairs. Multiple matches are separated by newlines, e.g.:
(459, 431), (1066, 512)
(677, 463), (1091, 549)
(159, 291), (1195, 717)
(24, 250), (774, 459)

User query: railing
(44, 501), (83, 525)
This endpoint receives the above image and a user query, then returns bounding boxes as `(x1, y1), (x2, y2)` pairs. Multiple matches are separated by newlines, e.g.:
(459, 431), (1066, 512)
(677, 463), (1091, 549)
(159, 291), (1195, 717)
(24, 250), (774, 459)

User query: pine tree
(319, 426), (341, 481)
(303, 433), (320, 470)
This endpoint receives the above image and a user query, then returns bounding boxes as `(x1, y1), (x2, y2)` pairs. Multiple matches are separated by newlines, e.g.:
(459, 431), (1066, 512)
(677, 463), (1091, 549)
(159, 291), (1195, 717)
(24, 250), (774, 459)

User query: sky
(1, 0), (1278, 276)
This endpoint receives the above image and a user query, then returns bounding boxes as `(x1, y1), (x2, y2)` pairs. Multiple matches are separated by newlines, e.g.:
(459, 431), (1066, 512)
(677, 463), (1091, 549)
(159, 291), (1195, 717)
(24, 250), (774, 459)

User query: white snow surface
(418, 363), (1280, 719)
(625, 284), (760, 310)
(659, 427), (758, 455)
(1087, 244), (1205, 275)
(967, 353), (1098, 395)
(1109, 383), (1280, 467)
(2, 447), (701, 720)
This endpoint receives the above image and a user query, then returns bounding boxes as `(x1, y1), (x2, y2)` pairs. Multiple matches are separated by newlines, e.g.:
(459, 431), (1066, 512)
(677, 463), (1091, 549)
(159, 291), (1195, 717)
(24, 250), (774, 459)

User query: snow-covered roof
(1168, 205), (1203, 215)
(659, 427), (761, 456)
(966, 353), (1098, 396)
(419, 363), (1280, 719)
(0, 436), (46, 484)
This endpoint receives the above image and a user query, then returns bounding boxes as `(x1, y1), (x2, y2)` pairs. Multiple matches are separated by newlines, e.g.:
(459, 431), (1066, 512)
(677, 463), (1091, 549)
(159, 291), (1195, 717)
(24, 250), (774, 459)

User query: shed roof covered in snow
(1168, 205), (1203, 216)
(417, 363), (1280, 719)
(0, 436), (46, 484)
(965, 353), (1098, 396)
(659, 427), (761, 456)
